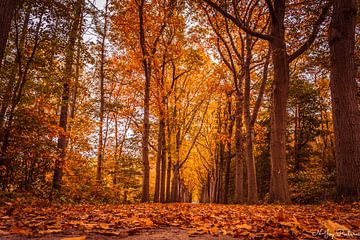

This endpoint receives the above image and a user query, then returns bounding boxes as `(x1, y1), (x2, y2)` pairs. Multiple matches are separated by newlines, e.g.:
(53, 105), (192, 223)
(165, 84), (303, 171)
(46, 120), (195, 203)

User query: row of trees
(0, 0), (358, 203)
(196, 0), (359, 203)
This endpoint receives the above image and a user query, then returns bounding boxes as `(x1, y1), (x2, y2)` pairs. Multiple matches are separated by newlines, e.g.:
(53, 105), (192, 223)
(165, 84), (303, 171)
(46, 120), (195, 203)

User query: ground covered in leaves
(0, 202), (359, 239)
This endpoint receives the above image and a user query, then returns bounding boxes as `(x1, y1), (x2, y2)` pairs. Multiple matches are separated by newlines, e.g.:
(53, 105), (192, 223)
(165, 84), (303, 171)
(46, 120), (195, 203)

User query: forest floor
(0, 202), (359, 239)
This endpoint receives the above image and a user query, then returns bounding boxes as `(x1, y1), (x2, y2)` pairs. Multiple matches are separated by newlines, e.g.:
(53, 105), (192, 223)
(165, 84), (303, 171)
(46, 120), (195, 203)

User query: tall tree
(138, 0), (153, 202)
(329, 0), (360, 201)
(52, 0), (84, 191)
(97, 0), (110, 183)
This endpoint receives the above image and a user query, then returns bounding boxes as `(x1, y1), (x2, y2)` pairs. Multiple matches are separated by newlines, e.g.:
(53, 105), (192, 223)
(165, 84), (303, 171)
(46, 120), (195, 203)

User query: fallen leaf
(98, 223), (110, 230)
(10, 226), (32, 236)
(61, 236), (86, 240)
(38, 229), (63, 234)
(322, 220), (349, 234)
(144, 218), (154, 227)
(236, 223), (252, 230)
(0, 230), (9, 235)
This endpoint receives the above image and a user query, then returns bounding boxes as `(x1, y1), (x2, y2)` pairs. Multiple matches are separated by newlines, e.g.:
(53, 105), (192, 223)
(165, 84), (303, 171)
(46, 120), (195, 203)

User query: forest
(0, 0), (359, 239)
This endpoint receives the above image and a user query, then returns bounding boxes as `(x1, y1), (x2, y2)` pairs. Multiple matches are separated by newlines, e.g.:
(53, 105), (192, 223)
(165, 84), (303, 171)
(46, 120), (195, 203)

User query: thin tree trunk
(70, 15), (83, 120)
(243, 34), (258, 204)
(154, 118), (163, 202)
(160, 113), (166, 202)
(97, 0), (109, 183)
(329, 0), (360, 201)
(52, 0), (83, 191)
(138, 0), (150, 202)
(165, 101), (172, 202)
(224, 99), (233, 204)
(113, 114), (119, 185)
(171, 163), (179, 202)
(294, 102), (300, 171)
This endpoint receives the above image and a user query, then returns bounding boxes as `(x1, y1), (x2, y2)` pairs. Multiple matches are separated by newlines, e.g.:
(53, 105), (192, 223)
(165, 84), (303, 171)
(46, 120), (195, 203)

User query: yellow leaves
(144, 218), (155, 227)
(61, 237), (86, 240)
(38, 229), (63, 234)
(98, 223), (110, 230)
(10, 226), (32, 236)
(321, 219), (349, 234)
(208, 226), (220, 235)
(236, 223), (252, 230)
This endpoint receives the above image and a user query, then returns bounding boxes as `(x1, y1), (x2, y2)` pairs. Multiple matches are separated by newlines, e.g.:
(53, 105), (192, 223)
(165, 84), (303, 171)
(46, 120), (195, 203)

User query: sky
(94, 0), (106, 9)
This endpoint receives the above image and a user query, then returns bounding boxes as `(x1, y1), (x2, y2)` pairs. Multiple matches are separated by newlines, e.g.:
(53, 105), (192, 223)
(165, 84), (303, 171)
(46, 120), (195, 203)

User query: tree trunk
(154, 118), (164, 202)
(234, 93), (244, 203)
(166, 153), (172, 202)
(294, 102), (301, 171)
(0, 0), (21, 68)
(160, 113), (167, 203)
(223, 99), (233, 204)
(268, 0), (290, 203)
(165, 103), (172, 202)
(52, 0), (83, 191)
(113, 114), (119, 185)
(329, 0), (360, 201)
(244, 34), (258, 204)
(171, 163), (180, 202)
(97, 0), (109, 183)
(139, 0), (150, 202)
(246, 127), (258, 203)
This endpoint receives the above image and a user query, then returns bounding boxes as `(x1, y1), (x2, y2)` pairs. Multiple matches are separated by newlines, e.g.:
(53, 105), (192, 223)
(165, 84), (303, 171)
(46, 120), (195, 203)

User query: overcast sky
(95, 0), (106, 9)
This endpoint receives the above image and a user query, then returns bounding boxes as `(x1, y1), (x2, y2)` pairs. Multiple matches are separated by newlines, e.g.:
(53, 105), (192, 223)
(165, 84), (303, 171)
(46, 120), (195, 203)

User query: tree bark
(268, 0), (290, 203)
(329, 0), (360, 201)
(234, 92), (244, 203)
(160, 113), (167, 203)
(166, 116), (172, 202)
(223, 98), (233, 204)
(294, 102), (301, 171)
(52, 0), (83, 191)
(96, 0), (109, 183)
(154, 117), (165, 202)
(244, 34), (258, 204)
(138, 0), (151, 203)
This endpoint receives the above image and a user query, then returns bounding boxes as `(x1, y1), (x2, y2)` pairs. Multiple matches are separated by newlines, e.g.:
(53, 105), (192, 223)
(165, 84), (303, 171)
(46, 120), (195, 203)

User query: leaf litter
(0, 202), (359, 239)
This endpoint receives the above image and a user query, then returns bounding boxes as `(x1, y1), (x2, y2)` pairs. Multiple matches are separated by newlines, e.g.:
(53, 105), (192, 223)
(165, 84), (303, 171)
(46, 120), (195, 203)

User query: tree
(96, 0), (110, 183)
(0, 1), (43, 189)
(202, 0), (330, 203)
(52, 0), (84, 191)
(329, 0), (360, 201)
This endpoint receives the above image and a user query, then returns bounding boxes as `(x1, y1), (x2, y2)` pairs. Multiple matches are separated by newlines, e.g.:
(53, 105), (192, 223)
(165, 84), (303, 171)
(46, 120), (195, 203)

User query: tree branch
(202, 0), (272, 41)
(265, 0), (277, 22)
(287, 2), (331, 63)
